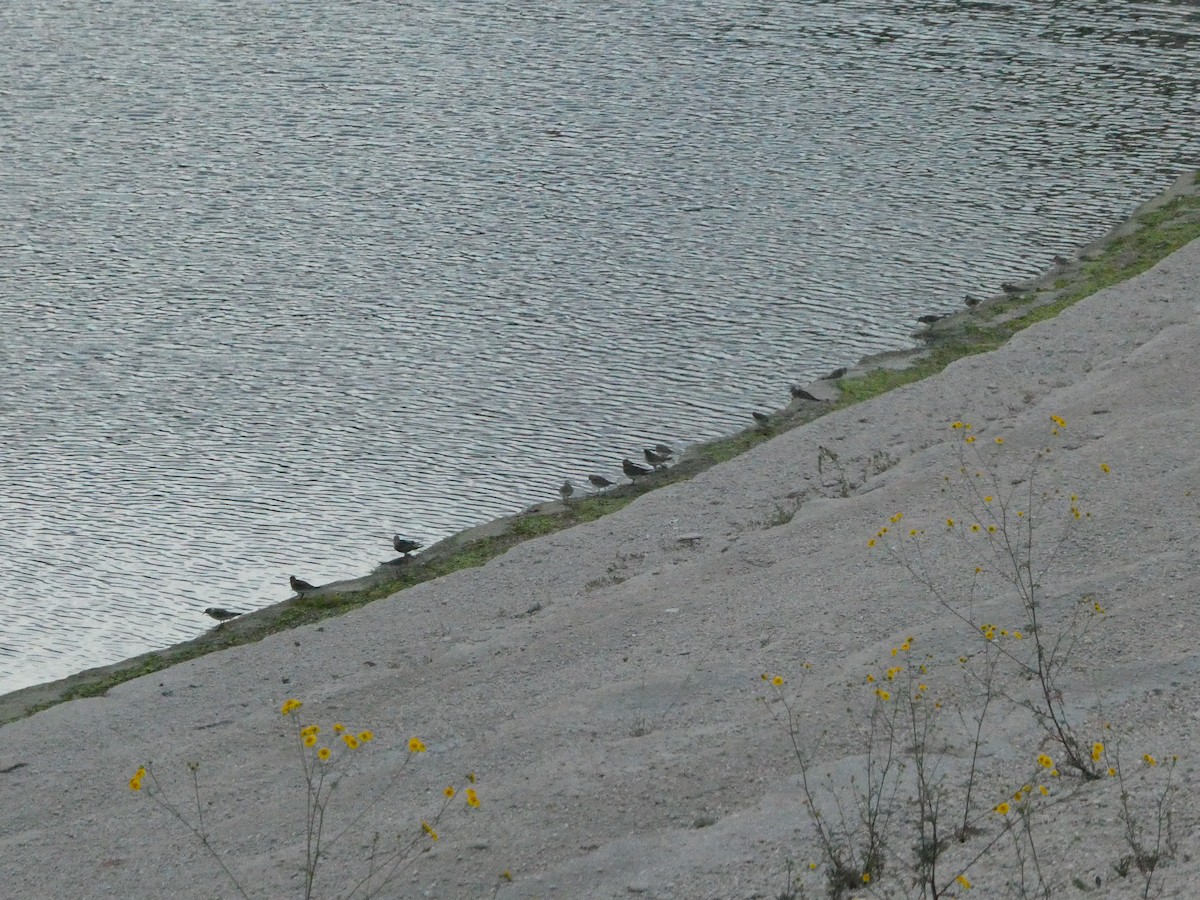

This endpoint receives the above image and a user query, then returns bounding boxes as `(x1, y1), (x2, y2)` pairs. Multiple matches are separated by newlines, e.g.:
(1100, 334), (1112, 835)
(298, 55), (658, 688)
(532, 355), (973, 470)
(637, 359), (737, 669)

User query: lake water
(1, 0), (1197, 694)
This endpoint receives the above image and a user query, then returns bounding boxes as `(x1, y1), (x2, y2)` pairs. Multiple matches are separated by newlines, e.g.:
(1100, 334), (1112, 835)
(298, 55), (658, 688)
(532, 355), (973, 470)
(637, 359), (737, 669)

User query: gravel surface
(2, 239), (1198, 899)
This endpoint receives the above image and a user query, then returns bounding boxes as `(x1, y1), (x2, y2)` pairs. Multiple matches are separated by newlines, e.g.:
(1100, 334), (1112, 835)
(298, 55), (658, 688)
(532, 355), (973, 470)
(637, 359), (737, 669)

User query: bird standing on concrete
(559, 480), (575, 502)
(643, 447), (671, 468)
(623, 458), (653, 480)
(392, 535), (422, 556)
(204, 607), (242, 622)
(790, 385), (822, 402)
(588, 474), (614, 489)
(290, 575), (316, 593)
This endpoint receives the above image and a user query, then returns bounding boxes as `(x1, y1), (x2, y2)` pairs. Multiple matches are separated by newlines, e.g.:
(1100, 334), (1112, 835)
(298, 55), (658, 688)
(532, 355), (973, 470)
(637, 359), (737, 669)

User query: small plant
(129, 698), (480, 898)
(763, 415), (1179, 896)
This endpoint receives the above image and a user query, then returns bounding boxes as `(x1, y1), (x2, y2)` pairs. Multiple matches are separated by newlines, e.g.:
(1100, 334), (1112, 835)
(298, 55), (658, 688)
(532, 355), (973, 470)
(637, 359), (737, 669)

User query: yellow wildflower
(994, 437), (1003, 445)
(1100, 462), (1110, 473)
(952, 421), (964, 430)
(971, 523), (981, 532)
(467, 772), (477, 783)
(876, 689), (891, 701)
(1108, 767), (1117, 777)
(359, 730), (374, 743)
(1143, 754), (1158, 767)
(866, 674), (875, 683)
(333, 723), (346, 734)
(946, 518), (955, 528)
(1092, 742), (1104, 762)
(957, 873), (972, 889)
(900, 641), (911, 652)
(318, 747), (331, 761)
(867, 538), (875, 548)
(304, 734), (317, 748)
(1037, 754), (1054, 769)
(444, 785), (456, 799)
(421, 821), (438, 841)
(466, 787), (480, 808)
(862, 873), (872, 884)
(984, 496), (993, 503)
(1039, 785), (1049, 796)
(772, 675), (784, 687)
(128, 766), (146, 792)
(1051, 415), (1066, 428)
(281, 699), (303, 715)
(409, 737), (427, 753)
(342, 733), (360, 750)
(965, 435), (976, 444)
(995, 802), (1010, 815)
(1013, 631), (1023, 639)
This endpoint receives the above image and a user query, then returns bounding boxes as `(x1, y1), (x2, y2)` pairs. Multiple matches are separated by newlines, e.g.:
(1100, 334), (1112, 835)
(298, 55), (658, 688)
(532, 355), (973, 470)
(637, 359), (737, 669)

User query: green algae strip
(3, 170), (1198, 726)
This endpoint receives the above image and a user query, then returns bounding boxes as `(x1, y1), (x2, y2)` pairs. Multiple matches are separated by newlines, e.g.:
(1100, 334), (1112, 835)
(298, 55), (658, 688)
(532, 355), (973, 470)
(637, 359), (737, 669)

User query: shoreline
(2, 167), (1198, 727)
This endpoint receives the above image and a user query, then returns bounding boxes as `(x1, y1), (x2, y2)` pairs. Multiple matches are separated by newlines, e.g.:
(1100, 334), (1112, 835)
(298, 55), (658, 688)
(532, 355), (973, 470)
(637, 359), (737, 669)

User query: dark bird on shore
(752, 411), (772, 428)
(623, 458), (653, 479)
(204, 607), (242, 622)
(651, 443), (674, 458)
(917, 313), (946, 325)
(790, 385), (825, 402)
(588, 474), (614, 488)
(822, 367), (848, 380)
(559, 479), (575, 502)
(392, 535), (422, 556)
(643, 447), (671, 468)
(290, 575), (316, 593)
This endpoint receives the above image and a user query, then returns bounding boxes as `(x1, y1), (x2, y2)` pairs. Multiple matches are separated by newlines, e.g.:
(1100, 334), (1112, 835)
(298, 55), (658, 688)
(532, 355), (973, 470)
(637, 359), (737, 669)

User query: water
(1, 0), (1197, 694)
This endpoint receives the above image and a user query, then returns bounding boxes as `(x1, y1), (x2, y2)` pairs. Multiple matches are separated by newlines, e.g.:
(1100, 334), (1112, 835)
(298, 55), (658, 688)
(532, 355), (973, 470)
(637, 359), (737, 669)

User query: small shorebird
(651, 443), (674, 458)
(559, 480), (575, 502)
(290, 575), (316, 593)
(643, 447), (671, 468)
(790, 385), (821, 402)
(588, 474), (615, 488)
(623, 458), (653, 480)
(204, 607), (242, 622)
(752, 411), (772, 428)
(392, 535), (422, 556)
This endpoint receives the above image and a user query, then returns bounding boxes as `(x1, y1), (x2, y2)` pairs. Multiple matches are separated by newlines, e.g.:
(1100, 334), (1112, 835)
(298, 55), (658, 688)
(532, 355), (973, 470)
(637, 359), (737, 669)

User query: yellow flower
(333, 724), (346, 734)
(359, 730), (374, 743)
(886, 666), (902, 680)
(879, 526), (888, 534)
(128, 767), (146, 792)
(1093, 601), (1106, 614)
(862, 873), (872, 884)
(866, 674), (875, 683)
(808, 862), (818, 871)
(1039, 785), (1049, 796)
(1100, 462), (1110, 473)
(317, 747), (331, 761)
(957, 873), (972, 889)
(867, 538), (875, 548)
(1108, 767), (1117, 777)
(984, 496), (993, 503)
(304, 734), (318, 748)
(876, 689), (891, 701)
(1037, 754), (1053, 769)
(995, 802), (1010, 815)
(918, 683), (928, 692)
(408, 737), (427, 753)
(965, 436), (976, 444)
(342, 733), (360, 750)
(444, 785), (456, 798)
(994, 437), (1004, 445)
(952, 421), (964, 430)
(1051, 415), (1066, 428)
(971, 523), (981, 532)
(1092, 742), (1104, 762)
(300, 724), (320, 738)
(1013, 631), (1023, 639)
(421, 821), (438, 841)
(983, 629), (995, 641)
(974, 566), (982, 574)
(946, 518), (955, 528)
(890, 513), (903, 523)
(1143, 754), (1158, 767)
(987, 524), (997, 533)
(958, 656), (968, 664)
(281, 699), (303, 715)
(502, 870), (513, 881)
(467, 772), (477, 784)
(466, 787), (480, 807)
(900, 641), (911, 652)
(772, 675), (784, 687)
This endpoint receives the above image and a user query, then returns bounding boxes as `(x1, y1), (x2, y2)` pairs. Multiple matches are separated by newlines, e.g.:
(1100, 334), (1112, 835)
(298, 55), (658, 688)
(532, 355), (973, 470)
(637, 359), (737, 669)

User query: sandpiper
(643, 447), (671, 468)
(559, 479), (575, 502)
(588, 474), (615, 488)
(790, 385), (820, 402)
(623, 458), (653, 479)
(204, 607), (242, 622)
(392, 535), (422, 556)
(290, 575), (316, 593)
(752, 411), (772, 428)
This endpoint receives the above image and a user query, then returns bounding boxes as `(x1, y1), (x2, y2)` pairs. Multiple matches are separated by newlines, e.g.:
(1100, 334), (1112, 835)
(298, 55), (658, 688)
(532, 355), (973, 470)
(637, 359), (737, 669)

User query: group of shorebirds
(202, 534), (424, 624)
(556, 443), (676, 503)
(205, 382), (836, 625)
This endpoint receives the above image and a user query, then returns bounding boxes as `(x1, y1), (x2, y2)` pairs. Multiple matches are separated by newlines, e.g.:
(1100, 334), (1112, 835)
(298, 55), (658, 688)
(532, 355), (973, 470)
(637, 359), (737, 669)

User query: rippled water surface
(1, 0), (1197, 693)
